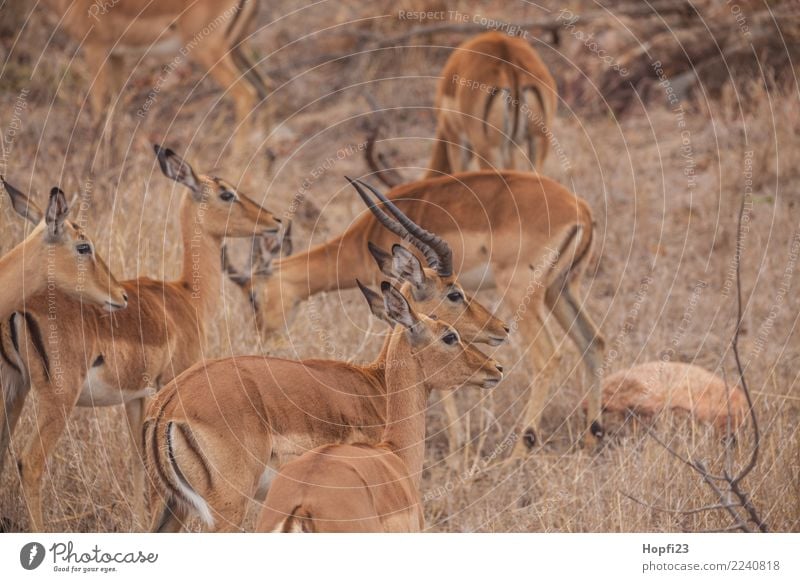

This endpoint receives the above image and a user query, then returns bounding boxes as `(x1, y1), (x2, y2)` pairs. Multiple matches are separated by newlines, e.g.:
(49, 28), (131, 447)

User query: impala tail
(145, 414), (214, 530)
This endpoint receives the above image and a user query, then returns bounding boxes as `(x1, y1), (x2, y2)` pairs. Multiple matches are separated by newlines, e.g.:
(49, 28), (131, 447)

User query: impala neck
(382, 328), (430, 488)
(273, 229), (370, 301)
(0, 237), (43, 317)
(178, 197), (223, 324)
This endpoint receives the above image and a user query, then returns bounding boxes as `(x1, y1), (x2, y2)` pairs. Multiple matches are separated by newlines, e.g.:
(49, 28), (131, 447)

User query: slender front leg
(124, 397), (147, 531)
(18, 386), (78, 532)
(0, 369), (29, 477)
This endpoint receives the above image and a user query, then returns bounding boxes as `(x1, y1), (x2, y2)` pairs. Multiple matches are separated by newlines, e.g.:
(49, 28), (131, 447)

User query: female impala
(428, 31), (557, 174)
(0, 146), (280, 531)
(0, 180), (128, 317)
(0, 181), (127, 484)
(244, 173), (604, 456)
(258, 281), (503, 533)
(144, 180), (509, 532)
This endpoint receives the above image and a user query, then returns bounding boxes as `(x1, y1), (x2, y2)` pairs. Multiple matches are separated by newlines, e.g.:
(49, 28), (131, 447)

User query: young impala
(258, 280), (503, 532)
(0, 180), (128, 318)
(427, 31), (557, 174)
(1, 181), (127, 483)
(144, 179), (509, 532)
(42, 0), (271, 148)
(0, 146), (280, 531)
(241, 173), (604, 456)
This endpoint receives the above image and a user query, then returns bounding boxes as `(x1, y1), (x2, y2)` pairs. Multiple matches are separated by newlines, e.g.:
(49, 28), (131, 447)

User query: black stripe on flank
(23, 312), (50, 382)
(9, 314), (19, 353)
(0, 322), (20, 374)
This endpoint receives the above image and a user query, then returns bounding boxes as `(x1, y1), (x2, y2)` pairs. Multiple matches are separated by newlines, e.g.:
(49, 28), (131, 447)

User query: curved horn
(346, 177), (448, 275)
(352, 178), (453, 277)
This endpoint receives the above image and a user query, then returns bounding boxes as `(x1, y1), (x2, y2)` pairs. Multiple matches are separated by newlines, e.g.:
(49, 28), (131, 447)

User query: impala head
(2, 178), (128, 311)
(358, 280), (504, 390)
(350, 177), (509, 346)
(154, 144), (281, 239)
(221, 222), (292, 316)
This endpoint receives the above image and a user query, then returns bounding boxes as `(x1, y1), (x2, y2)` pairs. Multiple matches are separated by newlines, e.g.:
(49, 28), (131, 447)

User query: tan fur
(144, 266), (507, 532)
(252, 171), (604, 454)
(600, 362), (748, 431)
(427, 32), (557, 174)
(257, 302), (502, 533)
(0, 184), (127, 317)
(0, 151), (279, 531)
(42, 0), (270, 146)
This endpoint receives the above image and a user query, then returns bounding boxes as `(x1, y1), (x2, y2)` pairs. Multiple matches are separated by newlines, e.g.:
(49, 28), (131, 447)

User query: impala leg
(82, 44), (109, 118)
(446, 137), (471, 173)
(0, 371), (29, 477)
(426, 127), (453, 177)
(546, 279), (605, 449)
(510, 307), (559, 457)
(124, 397), (147, 531)
(193, 46), (259, 156)
(493, 269), (558, 456)
(18, 388), (76, 532)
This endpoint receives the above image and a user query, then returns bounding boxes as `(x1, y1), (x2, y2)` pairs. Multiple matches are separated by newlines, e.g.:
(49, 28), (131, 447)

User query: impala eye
(447, 291), (464, 302)
(76, 243), (92, 255)
(442, 332), (459, 346)
(220, 190), (236, 202)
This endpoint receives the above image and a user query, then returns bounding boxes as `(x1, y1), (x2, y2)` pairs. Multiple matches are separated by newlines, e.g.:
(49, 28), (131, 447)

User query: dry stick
(360, 93), (405, 188)
(622, 188), (769, 532)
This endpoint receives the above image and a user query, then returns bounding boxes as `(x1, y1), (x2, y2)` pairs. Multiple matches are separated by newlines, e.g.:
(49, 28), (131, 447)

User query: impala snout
(481, 359), (504, 389)
(103, 289), (128, 312)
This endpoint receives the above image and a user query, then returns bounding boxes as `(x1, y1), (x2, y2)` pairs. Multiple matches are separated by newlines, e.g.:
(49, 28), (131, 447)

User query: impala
(42, 0), (270, 146)
(242, 173), (604, 456)
(0, 146), (280, 531)
(258, 280), (503, 532)
(0, 180), (128, 318)
(144, 179), (509, 532)
(428, 31), (557, 175)
(0, 181), (127, 486)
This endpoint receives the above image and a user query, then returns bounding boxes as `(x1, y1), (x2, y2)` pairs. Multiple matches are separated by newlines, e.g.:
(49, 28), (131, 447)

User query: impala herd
(0, 18), (745, 533)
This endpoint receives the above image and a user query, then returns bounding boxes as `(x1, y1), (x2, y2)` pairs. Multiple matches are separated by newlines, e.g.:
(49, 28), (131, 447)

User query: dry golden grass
(0, 1), (798, 532)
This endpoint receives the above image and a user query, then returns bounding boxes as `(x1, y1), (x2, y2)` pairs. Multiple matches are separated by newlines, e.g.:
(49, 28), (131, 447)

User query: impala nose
(122, 292), (129, 303)
(503, 324), (510, 334)
(496, 364), (504, 374)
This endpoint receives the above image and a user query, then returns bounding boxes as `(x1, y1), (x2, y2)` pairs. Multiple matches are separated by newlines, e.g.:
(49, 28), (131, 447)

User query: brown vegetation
(0, 0), (797, 532)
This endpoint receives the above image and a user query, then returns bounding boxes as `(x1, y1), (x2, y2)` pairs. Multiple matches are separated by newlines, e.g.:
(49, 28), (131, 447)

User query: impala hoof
(522, 428), (537, 450)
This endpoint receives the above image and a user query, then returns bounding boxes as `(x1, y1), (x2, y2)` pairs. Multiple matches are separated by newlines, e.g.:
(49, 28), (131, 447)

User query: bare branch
(360, 94), (405, 188)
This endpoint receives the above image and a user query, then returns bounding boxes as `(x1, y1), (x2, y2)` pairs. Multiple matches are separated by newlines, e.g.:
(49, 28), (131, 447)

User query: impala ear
(367, 241), (394, 276)
(380, 280), (420, 331)
(44, 187), (70, 239)
(154, 144), (201, 195)
(367, 242), (427, 290)
(357, 279), (389, 324)
(2, 177), (43, 224)
(390, 244), (425, 288)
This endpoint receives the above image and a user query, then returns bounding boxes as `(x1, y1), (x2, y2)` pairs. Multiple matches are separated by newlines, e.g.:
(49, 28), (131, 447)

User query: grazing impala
(42, 0), (270, 144)
(0, 180), (128, 318)
(0, 146), (279, 531)
(241, 173), (604, 455)
(144, 179), (509, 532)
(258, 281), (503, 532)
(428, 31), (557, 174)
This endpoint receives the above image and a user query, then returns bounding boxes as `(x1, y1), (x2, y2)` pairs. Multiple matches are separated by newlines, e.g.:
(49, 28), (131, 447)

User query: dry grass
(0, 1), (798, 532)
